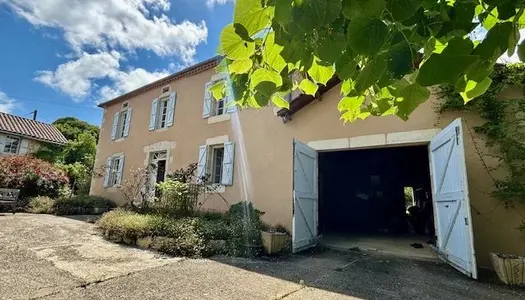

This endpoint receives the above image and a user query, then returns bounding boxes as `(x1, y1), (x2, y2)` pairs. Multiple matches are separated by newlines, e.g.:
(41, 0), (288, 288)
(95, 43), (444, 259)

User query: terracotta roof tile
(0, 112), (67, 145)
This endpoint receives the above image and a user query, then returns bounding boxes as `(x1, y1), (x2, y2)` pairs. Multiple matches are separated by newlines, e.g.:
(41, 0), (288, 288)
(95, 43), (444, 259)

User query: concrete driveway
(0, 213), (524, 300)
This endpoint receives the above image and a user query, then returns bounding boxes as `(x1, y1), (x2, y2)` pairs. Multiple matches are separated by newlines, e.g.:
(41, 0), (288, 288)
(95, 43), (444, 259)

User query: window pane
(217, 99), (224, 116)
(4, 136), (20, 154)
(213, 147), (224, 184)
(118, 111), (127, 138)
(157, 99), (169, 128)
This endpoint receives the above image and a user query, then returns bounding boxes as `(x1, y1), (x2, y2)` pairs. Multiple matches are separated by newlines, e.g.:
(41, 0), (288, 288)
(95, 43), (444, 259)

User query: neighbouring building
(91, 56), (525, 278)
(0, 112), (67, 156)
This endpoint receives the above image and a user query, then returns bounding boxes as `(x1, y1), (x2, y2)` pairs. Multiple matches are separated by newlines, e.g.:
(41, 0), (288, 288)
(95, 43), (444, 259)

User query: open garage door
(430, 118), (477, 279)
(292, 139), (319, 253)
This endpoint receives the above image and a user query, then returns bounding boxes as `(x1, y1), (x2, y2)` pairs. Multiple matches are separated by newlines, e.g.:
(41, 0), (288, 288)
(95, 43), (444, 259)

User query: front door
(430, 118), (477, 279)
(292, 139), (319, 253)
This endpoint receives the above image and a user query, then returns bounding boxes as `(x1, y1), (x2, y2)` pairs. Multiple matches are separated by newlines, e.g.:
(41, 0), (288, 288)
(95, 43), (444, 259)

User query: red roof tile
(0, 112), (67, 145)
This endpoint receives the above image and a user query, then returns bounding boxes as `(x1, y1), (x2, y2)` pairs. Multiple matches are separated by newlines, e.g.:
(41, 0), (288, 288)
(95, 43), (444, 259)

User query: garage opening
(318, 145), (436, 260)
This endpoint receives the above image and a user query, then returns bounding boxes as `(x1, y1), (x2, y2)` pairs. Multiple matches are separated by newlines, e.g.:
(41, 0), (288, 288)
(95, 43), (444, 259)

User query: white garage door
(430, 118), (477, 279)
(292, 139), (319, 253)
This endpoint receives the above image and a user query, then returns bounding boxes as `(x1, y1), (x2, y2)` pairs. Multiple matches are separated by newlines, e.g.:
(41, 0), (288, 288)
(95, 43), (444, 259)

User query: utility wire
(6, 94), (102, 111)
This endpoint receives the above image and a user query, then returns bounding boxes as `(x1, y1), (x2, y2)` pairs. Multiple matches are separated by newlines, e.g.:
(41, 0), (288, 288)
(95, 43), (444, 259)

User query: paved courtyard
(0, 213), (524, 300)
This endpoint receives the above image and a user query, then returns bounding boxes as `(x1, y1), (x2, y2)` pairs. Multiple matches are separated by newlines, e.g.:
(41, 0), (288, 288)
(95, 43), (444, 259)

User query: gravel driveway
(0, 213), (523, 300)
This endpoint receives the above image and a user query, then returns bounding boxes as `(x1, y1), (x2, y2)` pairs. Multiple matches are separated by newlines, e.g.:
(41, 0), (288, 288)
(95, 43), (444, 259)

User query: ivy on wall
(438, 63), (525, 231)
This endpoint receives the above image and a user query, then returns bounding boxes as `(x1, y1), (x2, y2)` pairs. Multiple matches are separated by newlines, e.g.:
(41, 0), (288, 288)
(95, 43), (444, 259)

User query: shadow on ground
(211, 247), (525, 300)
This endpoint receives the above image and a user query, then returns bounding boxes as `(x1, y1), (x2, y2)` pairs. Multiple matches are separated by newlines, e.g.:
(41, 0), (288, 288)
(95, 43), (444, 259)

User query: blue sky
(0, 0), (234, 125)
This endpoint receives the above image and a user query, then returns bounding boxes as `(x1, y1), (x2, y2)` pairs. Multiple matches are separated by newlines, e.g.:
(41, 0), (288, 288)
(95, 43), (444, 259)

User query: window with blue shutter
(149, 98), (159, 131)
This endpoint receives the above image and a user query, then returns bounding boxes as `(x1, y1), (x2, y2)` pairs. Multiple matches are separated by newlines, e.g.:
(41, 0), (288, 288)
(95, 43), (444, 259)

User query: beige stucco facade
(92, 63), (525, 268)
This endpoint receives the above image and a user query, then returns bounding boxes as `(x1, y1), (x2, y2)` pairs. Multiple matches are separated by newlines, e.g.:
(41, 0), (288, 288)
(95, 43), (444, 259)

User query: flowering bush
(0, 155), (69, 199)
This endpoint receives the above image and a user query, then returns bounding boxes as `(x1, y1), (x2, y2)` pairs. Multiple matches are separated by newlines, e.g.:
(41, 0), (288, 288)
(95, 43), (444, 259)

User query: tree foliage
(53, 117), (99, 141)
(34, 117), (99, 195)
(217, 0), (525, 122)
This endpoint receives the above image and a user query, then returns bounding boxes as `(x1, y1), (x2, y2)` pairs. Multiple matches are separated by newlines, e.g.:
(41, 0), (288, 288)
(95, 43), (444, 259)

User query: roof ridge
(0, 111), (57, 126)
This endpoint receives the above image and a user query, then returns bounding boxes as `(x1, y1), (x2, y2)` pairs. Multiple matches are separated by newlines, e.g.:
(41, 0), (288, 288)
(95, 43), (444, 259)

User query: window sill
(204, 184), (226, 193)
(208, 114), (230, 124)
(153, 127), (169, 132)
(113, 137), (126, 143)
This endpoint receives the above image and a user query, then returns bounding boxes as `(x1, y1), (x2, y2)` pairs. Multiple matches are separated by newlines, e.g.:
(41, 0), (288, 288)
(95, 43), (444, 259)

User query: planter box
(261, 231), (288, 255)
(490, 253), (525, 286)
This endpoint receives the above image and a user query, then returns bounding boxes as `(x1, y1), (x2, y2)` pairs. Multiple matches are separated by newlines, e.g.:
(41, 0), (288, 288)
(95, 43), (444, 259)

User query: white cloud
(3, 0), (208, 63)
(0, 92), (17, 113)
(34, 50), (170, 102)
(99, 68), (170, 102)
(35, 51), (122, 100)
(206, 0), (234, 9)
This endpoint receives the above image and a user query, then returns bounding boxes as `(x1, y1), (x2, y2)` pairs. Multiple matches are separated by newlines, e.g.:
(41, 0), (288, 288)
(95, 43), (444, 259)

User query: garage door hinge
(455, 126), (460, 145)
(464, 217), (469, 226)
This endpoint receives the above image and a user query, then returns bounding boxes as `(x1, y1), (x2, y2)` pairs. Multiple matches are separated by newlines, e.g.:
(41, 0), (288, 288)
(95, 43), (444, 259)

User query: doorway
(317, 145), (436, 260)
(292, 120), (478, 279)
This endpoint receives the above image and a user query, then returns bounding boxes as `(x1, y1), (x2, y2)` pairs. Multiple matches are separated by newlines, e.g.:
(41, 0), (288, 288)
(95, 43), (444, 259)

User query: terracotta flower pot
(490, 252), (525, 286)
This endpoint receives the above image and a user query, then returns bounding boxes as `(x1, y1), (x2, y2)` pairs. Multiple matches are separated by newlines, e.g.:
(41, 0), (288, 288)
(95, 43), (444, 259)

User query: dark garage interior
(318, 145), (436, 256)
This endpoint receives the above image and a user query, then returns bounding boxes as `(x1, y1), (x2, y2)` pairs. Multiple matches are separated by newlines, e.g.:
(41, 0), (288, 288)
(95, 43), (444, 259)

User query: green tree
(34, 117), (100, 195)
(216, 0), (525, 122)
(53, 117), (99, 141)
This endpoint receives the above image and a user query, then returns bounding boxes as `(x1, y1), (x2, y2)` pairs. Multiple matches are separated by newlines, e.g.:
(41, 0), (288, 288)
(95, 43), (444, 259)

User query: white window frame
(207, 145), (225, 184)
(156, 96), (170, 129)
(3, 135), (20, 154)
(108, 156), (123, 187)
(116, 110), (128, 139)
(211, 96), (225, 117)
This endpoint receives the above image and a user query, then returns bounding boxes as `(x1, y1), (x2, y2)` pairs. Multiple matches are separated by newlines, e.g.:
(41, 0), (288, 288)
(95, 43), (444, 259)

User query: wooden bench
(0, 188), (20, 213)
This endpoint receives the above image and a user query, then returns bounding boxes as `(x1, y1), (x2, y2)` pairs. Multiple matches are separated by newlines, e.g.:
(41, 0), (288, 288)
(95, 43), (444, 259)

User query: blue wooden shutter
(123, 108), (132, 137)
(221, 142), (235, 186)
(203, 82), (212, 118)
(103, 157), (112, 187)
(197, 145), (207, 183)
(166, 92), (176, 127)
(149, 99), (159, 131)
(111, 112), (119, 140)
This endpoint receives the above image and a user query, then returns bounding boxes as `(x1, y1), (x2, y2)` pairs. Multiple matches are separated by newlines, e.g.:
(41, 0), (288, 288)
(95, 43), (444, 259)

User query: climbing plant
(438, 63), (525, 229)
(214, 0), (525, 123)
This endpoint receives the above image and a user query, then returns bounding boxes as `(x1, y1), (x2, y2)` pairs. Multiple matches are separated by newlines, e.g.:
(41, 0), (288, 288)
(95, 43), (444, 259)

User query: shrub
(97, 209), (166, 238)
(54, 195), (116, 215)
(196, 218), (230, 241)
(96, 210), (207, 257)
(155, 179), (197, 216)
(226, 202), (264, 257)
(0, 155), (69, 200)
(27, 196), (55, 214)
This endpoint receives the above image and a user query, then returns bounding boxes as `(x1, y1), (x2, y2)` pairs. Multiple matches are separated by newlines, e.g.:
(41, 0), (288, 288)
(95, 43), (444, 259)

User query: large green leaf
(385, 0), (422, 21)
(271, 94), (290, 109)
(250, 68), (283, 89)
(275, 0), (293, 25)
(293, 0), (342, 31)
(219, 24), (255, 60)
(386, 41), (415, 80)
(229, 59), (253, 74)
(354, 56), (387, 93)
(308, 57), (335, 85)
(396, 83), (430, 120)
(299, 78), (319, 96)
(347, 18), (389, 55)
(336, 50), (358, 80)
(342, 0), (385, 20)
(234, 0), (272, 36)
(209, 80), (226, 101)
(338, 95), (365, 122)
(263, 32), (287, 73)
(460, 77), (493, 103)
(474, 22), (513, 59)
(417, 54), (478, 86)
(315, 30), (346, 63)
